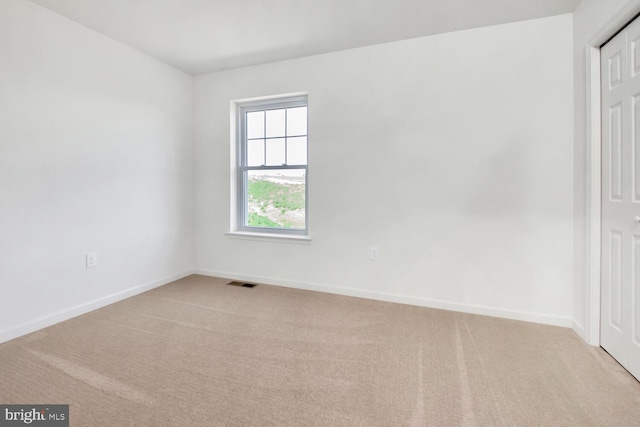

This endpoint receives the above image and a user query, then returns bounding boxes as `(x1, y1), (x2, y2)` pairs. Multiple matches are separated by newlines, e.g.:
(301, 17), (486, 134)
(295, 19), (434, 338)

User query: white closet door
(601, 15), (640, 382)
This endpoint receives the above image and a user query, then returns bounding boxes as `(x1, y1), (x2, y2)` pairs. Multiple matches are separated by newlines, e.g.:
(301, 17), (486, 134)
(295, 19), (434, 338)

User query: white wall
(0, 0), (193, 342)
(572, 0), (638, 343)
(194, 15), (575, 326)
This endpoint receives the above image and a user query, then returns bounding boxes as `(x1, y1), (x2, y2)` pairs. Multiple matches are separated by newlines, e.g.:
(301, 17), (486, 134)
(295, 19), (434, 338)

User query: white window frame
(234, 95), (308, 236)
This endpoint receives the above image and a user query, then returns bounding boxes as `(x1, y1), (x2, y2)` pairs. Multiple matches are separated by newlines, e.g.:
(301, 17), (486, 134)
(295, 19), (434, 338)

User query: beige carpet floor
(1, 274), (639, 426)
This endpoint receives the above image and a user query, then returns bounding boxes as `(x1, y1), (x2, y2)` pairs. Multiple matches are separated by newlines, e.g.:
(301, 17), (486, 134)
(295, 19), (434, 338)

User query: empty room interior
(2, 0), (640, 425)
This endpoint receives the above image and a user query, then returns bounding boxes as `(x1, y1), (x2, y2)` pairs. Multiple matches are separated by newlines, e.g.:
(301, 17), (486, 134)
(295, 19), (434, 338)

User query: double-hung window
(236, 95), (308, 236)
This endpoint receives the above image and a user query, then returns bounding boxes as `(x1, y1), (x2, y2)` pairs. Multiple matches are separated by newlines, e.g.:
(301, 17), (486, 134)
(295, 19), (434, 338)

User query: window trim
(234, 95), (309, 236)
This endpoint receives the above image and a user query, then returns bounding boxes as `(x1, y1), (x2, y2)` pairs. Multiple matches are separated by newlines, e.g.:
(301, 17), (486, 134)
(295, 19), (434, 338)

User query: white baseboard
(572, 321), (588, 343)
(194, 269), (573, 328)
(2, 268), (573, 345)
(0, 270), (193, 345)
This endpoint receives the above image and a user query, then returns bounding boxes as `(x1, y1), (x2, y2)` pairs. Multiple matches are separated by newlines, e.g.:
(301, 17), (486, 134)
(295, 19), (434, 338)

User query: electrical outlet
(86, 252), (97, 269)
(370, 246), (379, 261)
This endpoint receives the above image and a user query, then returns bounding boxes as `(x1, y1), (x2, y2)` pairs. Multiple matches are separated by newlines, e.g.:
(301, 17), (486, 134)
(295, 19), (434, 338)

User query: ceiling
(28, 0), (582, 75)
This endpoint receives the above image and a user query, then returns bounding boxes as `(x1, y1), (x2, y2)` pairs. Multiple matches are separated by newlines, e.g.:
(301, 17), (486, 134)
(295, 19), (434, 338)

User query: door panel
(633, 236), (640, 348)
(610, 103), (623, 201)
(609, 230), (623, 331)
(627, 15), (640, 380)
(632, 33), (640, 77)
(601, 15), (640, 382)
(633, 95), (640, 201)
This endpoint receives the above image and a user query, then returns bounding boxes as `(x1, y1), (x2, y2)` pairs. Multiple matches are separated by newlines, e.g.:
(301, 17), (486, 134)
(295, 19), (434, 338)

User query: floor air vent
(226, 281), (258, 288)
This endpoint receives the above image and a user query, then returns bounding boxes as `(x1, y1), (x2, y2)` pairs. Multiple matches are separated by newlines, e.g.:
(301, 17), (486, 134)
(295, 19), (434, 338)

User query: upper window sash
(238, 98), (308, 170)
(238, 103), (307, 146)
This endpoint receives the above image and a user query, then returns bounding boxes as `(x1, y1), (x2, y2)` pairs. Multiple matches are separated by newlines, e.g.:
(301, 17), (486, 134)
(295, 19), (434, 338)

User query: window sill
(225, 231), (312, 244)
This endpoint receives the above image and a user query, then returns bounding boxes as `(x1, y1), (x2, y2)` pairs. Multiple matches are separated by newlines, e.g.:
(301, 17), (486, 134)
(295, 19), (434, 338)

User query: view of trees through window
(243, 105), (307, 230)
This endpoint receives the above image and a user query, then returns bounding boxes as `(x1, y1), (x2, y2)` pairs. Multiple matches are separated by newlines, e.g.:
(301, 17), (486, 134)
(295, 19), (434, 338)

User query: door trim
(586, 1), (640, 346)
